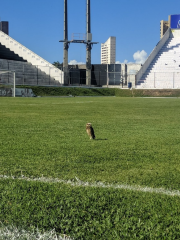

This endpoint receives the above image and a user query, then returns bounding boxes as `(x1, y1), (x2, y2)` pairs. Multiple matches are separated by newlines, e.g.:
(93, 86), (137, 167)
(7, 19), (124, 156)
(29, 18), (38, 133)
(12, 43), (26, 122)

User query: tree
(52, 61), (63, 70)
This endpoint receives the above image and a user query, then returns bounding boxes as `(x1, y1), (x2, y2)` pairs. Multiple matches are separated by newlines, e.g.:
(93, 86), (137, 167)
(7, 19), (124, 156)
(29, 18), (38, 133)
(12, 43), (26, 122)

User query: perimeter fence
(68, 69), (133, 87)
(0, 60), (137, 87)
(0, 60), (63, 86)
(137, 72), (180, 89)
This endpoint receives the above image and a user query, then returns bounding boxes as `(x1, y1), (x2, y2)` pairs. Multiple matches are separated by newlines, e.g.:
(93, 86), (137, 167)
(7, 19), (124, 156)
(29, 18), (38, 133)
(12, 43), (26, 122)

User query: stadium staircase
(0, 30), (63, 85)
(136, 29), (180, 89)
(0, 59), (63, 86)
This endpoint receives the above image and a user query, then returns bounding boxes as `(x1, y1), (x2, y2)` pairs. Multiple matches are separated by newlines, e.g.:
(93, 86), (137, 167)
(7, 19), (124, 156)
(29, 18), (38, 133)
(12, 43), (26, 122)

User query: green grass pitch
(1, 96), (180, 239)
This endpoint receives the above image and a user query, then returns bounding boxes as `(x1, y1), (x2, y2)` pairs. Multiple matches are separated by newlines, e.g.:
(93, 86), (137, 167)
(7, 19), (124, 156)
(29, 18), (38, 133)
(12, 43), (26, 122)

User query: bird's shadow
(95, 138), (108, 141)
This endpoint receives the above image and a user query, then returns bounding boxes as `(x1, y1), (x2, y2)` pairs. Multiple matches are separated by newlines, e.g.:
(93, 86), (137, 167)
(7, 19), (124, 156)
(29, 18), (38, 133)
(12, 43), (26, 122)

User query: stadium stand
(0, 29), (63, 86)
(136, 29), (180, 89)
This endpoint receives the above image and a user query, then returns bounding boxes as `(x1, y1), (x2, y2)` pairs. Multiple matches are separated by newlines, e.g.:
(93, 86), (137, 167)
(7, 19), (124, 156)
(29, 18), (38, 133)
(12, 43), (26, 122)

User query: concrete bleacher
(0, 43), (27, 62)
(0, 59), (62, 86)
(0, 30), (63, 85)
(136, 29), (180, 89)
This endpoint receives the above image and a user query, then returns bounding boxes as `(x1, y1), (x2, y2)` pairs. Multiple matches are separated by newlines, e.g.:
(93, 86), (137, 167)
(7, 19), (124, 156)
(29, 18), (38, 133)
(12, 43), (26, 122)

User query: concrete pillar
(121, 64), (126, 85)
(86, 0), (91, 86)
(129, 74), (136, 88)
(63, 43), (69, 85)
(86, 44), (91, 86)
(63, 0), (69, 85)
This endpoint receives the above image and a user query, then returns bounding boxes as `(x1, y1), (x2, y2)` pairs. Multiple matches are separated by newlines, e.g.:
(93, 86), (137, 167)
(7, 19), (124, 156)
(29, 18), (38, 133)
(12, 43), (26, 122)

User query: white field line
(0, 224), (73, 240)
(1, 175), (180, 197)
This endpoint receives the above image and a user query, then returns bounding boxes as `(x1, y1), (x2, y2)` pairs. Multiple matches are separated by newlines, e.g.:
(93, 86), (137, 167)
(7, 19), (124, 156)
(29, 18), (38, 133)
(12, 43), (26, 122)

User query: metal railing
(0, 62), (63, 86)
(0, 61), (137, 88)
(68, 70), (133, 87)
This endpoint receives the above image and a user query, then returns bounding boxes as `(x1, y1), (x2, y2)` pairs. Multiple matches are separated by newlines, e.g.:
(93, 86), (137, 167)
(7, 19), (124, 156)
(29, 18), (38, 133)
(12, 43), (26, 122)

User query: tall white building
(101, 36), (116, 64)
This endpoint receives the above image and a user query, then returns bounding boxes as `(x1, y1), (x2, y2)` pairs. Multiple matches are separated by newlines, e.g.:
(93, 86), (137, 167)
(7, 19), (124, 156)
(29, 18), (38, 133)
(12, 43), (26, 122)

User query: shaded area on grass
(1, 179), (180, 239)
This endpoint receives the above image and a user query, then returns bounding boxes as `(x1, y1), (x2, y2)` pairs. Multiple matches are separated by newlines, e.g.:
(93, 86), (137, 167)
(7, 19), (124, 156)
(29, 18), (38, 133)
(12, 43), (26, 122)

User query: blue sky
(1, 0), (180, 65)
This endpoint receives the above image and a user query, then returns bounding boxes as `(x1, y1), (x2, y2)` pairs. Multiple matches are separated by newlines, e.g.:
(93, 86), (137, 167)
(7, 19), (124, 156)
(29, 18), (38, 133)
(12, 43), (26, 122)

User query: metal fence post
(106, 64), (108, 87)
(114, 64), (115, 85)
(99, 71), (100, 86)
(121, 71), (124, 88)
(13, 71), (15, 97)
(8, 61), (9, 83)
(37, 65), (38, 85)
(78, 70), (81, 86)
(49, 67), (50, 85)
(23, 63), (24, 85)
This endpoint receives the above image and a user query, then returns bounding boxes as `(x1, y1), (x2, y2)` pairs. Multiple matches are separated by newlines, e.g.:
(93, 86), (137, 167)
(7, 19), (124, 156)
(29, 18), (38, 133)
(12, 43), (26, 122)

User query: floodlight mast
(86, 0), (91, 86)
(63, 0), (69, 85)
(85, 0), (98, 86)
(59, 0), (98, 86)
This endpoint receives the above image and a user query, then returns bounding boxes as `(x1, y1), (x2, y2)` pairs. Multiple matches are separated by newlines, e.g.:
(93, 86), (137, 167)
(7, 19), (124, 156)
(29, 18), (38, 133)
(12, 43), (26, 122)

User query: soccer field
(1, 97), (180, 239)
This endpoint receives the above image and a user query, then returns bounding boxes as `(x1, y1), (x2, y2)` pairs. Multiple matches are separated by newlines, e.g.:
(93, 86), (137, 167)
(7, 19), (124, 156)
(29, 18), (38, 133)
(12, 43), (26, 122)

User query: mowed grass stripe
(1, 178), (180, 239)
(1, 97), (180, 189)
(1, 175), (180, 197)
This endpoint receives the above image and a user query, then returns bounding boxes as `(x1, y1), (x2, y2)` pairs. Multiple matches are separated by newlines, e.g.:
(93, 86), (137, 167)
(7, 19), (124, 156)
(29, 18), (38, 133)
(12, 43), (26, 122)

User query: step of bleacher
(0, 58), (62, 86)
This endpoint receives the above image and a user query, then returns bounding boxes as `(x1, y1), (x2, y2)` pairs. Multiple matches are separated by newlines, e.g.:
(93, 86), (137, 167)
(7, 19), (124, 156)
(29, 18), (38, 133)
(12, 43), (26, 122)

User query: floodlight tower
(86, 0), (92, 86)
(59, 0), (98, 86)
(63, 0), (69, 85)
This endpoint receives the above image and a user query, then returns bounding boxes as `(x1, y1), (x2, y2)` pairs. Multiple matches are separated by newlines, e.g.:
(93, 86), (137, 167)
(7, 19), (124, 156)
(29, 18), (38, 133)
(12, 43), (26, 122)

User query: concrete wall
(0, 87), (35, 97)
(92, 64), (107, 85)
(67, 63), (141, 87)
(127, 64), (142, 74)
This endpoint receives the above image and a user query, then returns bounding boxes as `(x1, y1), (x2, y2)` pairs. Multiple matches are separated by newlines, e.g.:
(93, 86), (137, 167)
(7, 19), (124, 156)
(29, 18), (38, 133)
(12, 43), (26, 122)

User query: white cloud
(116, 60), (133, 64)
(116, 50), (147, 65)
(69, 60), (85, 65)
(133, 50), (147, 64)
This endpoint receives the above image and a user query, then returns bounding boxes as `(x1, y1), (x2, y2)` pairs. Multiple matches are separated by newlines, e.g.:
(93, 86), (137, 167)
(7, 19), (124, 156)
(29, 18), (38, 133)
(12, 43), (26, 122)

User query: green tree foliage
(52, 61), (63, 70)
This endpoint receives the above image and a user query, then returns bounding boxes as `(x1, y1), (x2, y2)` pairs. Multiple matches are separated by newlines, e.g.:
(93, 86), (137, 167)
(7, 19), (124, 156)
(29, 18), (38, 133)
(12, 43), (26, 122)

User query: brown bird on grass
(86, 123), (95, 139)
